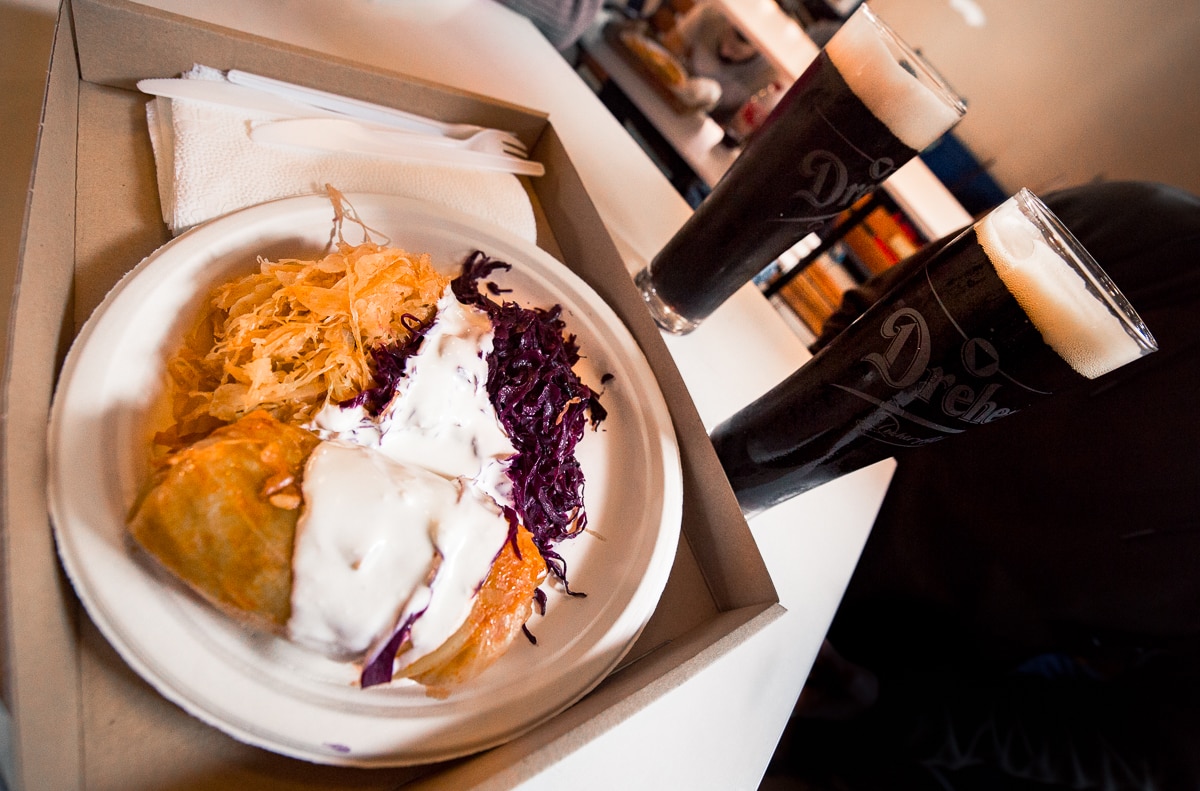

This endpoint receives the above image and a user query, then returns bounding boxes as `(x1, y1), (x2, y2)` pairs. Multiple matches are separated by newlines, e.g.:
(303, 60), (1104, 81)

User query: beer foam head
(977, 191), (1156, 379)
(827, 5), (965, 151)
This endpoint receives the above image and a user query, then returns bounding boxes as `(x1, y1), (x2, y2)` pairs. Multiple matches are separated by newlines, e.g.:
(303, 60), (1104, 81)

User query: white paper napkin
(145, 67), (538, 241)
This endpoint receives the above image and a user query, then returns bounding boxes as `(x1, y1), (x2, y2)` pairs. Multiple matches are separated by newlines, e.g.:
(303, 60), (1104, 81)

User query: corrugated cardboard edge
(1, 3), (83, 789)
(72, 0), (549, 148)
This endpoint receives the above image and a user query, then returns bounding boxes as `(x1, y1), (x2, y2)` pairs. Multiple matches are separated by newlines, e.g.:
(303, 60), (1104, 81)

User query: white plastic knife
(137, 78), (347, 119)
(226, 70), (527, 151)
(227, 69), (463, 137)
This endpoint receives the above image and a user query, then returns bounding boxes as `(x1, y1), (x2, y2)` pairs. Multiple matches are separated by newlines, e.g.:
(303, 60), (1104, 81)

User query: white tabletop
(2, 1), (894, 788)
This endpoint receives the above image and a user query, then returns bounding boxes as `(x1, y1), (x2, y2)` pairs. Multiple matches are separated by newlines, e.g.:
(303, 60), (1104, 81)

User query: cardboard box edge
(529, 127), (779, 612)
(406, 601), (787, 790)
(71, 0), (549, 146)
(1, 2), (85, 789)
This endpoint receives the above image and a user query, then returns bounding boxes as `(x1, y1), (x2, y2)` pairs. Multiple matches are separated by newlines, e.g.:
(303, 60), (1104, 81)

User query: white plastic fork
(401, 126), (530, 159)
(226, 69), (529, 156)
(250, 118), (546, 177)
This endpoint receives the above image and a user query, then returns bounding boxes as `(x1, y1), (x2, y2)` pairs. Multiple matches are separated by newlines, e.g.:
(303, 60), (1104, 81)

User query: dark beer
(711, 191), (1156, 515)
(637, 4), (965, 333)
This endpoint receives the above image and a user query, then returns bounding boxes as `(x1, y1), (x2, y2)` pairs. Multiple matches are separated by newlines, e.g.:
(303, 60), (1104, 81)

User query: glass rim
(1012, 187), (1158, 355)
(854, 3), (968, 119)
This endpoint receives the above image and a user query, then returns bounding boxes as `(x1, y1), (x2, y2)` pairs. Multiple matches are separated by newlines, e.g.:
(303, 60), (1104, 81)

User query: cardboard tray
(2, 0), (781, 787)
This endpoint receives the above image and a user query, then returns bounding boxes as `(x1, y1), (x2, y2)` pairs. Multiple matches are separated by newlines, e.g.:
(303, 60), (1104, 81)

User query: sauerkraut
(159, 241), (448, 450)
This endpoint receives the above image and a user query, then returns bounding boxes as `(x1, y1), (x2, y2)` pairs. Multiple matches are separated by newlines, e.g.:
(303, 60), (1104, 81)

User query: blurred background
(586, 0), (1199, 338)
(609, 0), (1200, 198)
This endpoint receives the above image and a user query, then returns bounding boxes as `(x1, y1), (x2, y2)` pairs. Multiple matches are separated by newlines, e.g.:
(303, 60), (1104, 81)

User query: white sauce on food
(309, 286), (516, 504)
(288, 442), (431, 657)
(289, 284), (518, 665)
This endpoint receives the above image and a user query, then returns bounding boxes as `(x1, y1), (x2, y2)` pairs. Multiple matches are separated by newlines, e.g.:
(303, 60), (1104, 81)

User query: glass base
(634, 268), (701, 335)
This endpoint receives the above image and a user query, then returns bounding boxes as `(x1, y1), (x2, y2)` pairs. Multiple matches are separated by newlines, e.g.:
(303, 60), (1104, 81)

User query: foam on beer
(977, 198), (1147, 379)
(827, 7), (963, 151)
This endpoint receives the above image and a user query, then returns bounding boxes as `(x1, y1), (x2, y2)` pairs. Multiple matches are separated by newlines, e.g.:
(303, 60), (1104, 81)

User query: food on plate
(614, 25), (723, 112)
(156, 229), (448, 451)
(128, 410), (318, 632)
(451, 250), (607, 585)
(127, 196), (602, 695)
(377, 523), (546, 698)
(618, 27), (688, 87)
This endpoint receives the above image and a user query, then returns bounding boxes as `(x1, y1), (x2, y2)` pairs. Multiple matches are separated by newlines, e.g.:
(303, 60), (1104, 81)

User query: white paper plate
(47, 193), (683, 767)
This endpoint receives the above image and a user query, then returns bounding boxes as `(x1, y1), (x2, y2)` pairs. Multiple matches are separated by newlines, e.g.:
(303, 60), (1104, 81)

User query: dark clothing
(780, 182), (1200, 790)
(493, 0), (602, 49)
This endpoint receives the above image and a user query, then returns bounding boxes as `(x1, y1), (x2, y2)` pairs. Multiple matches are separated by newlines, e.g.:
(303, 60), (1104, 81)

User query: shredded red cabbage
(341, 312), (431, 416)
(452, 251), (605, 590)
(361, 610), (422, 688)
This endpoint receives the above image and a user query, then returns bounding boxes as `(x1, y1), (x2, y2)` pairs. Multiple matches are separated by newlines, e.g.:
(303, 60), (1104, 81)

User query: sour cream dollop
(288, 442), (510, 660)
(289, 285), (518, 665)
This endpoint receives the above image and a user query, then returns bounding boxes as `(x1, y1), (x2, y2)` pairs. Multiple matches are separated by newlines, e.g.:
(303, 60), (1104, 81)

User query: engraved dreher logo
(862, 307), (929, 388)
(784, 150), (897, 229)
(837, 306), (1019, 448)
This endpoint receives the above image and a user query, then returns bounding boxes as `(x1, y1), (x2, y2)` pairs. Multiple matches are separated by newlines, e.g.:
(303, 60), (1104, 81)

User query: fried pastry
(399, 525), (547, 697)
(127, 410), (318, 631)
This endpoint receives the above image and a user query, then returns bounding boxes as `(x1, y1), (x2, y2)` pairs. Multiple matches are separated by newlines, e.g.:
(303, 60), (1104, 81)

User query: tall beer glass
(636, 3), (966, 334)
(710, 189), (1158, 516)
